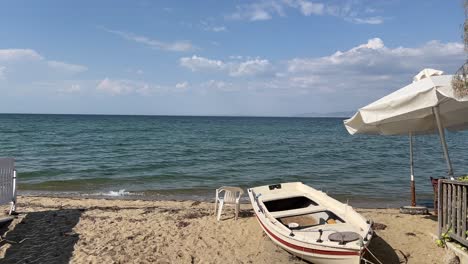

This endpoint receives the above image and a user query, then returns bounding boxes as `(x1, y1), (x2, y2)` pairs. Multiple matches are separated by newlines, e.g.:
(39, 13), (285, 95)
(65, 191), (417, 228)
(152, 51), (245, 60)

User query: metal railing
(438, 179), (468, 247)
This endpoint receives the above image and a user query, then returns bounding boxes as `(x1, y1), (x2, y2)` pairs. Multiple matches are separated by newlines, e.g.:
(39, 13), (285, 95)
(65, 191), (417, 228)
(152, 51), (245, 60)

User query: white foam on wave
(87, 189), (131, 197)
(105, 189), (130, 196)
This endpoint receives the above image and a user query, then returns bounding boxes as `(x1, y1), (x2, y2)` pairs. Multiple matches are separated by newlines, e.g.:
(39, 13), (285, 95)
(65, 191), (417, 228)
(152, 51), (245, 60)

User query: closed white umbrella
(344, 69), (468, 207)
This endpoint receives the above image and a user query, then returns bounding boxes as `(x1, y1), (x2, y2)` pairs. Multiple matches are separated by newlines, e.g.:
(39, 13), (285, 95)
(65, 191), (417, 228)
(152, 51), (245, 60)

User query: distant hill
(295, 111), (354, 118)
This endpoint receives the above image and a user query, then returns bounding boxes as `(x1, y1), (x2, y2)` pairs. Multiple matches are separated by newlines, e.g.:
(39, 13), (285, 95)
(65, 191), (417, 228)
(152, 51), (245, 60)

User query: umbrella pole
(401, 132), (428, 215)
(409, 132), (416, 206)
(433, 106), (454, 179)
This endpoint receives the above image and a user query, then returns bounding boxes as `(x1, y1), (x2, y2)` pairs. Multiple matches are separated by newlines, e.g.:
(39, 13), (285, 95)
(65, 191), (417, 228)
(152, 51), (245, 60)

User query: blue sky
(0, 0), (465, 116)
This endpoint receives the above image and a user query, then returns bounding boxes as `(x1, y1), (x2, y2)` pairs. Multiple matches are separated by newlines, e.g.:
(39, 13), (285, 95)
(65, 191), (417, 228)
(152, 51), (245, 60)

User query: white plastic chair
(0, 158), (17, 215)
(214, 186), (244, 221)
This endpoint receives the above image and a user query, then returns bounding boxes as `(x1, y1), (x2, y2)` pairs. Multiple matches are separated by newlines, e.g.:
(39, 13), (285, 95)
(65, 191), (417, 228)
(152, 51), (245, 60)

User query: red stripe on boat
(256, 215), (360, 256)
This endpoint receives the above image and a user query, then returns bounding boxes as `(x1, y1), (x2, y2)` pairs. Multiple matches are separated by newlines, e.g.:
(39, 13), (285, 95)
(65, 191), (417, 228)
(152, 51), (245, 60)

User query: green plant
(436, 228), (453, 248)
(436, 228), (468, 251)
(465, 0), (468, 50)
(452, 1), (468, 97)
(457, 175), (468, 182)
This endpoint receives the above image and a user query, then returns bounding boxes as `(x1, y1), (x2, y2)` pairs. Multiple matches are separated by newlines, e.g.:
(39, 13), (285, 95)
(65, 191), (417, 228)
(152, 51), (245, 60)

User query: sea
(1, 114), (467, 208)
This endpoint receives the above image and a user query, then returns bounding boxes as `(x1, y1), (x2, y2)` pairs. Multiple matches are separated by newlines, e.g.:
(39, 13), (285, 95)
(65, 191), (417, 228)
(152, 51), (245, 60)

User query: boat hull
(255, 215), (361, 264)
(248, 182), (371, 264)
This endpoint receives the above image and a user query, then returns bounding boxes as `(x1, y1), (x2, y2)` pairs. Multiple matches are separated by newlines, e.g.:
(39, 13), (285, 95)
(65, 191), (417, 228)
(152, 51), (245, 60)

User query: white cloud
(325, 3), (385, 25)
(103, 28), (195, 52)
(209, 26), (227, 32)
(251, 9), (273, 21)
(175, 81), (189, 89)
(348, 16), (384, 25)
(176, 38), (463, 99)
(97, 78), (138, 95)
(286, 0), (324, 16)
(202, 80), (238, 92)
(0, 49), (87, 74)
(180, 38), (463, 99)
(0, 49), (43, 61)
(227, 1), (385, 24)
(287, 38), (463, 74)
(285, 38), (464, 93)
(57, 84), (81, 94)
(96, 78), (164, 96)
(229, 58), (271, 77)
(180, 55), (271, 77)
(227, 1), (285, 21)
(47, 60), (88, 73)
(357, 37), (384, 50)
(179, 55), (225, 71)
(0, 48), (87, 81)
(200, 21), (228, 32)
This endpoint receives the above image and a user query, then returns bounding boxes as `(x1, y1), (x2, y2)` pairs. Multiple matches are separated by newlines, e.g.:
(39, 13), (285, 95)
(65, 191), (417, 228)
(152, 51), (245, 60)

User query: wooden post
(463, 186), (467, 239)
(443, 182), (447, 228)
(448, 184), (452, 232)
(458, 185), (462, 237)
(452, 184), (457, 232)
(438, 180), (443, 235)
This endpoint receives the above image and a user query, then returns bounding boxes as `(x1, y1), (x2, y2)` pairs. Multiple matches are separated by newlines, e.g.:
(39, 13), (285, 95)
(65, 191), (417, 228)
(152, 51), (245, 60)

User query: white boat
(248, 182), (373, 264)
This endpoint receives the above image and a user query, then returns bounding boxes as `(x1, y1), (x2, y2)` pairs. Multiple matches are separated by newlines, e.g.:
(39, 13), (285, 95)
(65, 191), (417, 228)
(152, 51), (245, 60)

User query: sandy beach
(0, 196), (445, 264)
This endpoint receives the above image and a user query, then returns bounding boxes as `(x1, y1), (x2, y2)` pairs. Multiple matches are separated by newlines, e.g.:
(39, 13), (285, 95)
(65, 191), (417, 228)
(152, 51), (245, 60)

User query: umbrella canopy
(344, 72), (468, 136)
(344, 69), (468, 207)
(413, 68), (444, 82)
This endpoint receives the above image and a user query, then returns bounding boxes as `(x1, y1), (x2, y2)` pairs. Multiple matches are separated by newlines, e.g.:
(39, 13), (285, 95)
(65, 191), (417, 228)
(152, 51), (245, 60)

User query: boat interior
(250, 184), (369, 246)
(263, 196), (345, 230)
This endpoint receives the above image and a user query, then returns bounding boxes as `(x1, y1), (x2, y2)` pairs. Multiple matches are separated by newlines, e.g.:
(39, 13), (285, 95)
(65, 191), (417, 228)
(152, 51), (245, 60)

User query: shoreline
(17, 190), (437, 210)
(0, 196), (445, 263)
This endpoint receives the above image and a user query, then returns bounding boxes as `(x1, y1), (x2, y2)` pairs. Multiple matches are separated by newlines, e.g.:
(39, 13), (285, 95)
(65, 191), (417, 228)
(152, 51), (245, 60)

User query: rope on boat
(362, 245), (383, 264)
(362, 258), (377, 264)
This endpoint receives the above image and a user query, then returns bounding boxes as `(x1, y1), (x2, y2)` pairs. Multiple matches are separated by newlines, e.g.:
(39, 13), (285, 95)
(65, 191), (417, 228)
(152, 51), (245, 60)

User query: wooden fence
(438, 179), (468, 247)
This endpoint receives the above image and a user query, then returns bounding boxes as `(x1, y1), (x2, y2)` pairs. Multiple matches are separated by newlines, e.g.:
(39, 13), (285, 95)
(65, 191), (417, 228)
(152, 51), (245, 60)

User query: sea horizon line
(0, 112), (352, 118)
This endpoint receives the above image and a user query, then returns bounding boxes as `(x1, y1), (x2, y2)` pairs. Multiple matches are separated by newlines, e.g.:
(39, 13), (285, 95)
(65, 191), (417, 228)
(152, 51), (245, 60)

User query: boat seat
(302, 223), (361, 234)
(269, 206), (326, 218)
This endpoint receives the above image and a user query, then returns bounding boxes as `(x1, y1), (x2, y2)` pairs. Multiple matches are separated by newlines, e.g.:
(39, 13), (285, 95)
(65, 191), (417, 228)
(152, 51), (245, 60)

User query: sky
(0, 0), (465, 116)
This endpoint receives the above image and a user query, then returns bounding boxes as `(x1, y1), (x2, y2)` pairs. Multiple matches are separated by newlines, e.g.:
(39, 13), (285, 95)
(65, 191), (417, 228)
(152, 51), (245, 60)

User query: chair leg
(235, 203), (239, 221)
(217, 200), (224, 221)
(214, 189), (218, 217)
(8, 201), (15, 215)
(214, 199), (217, 217)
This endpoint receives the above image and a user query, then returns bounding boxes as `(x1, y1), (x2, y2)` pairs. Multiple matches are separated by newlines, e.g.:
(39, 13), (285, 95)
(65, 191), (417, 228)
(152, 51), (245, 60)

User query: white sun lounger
(0, 158), (17, 215)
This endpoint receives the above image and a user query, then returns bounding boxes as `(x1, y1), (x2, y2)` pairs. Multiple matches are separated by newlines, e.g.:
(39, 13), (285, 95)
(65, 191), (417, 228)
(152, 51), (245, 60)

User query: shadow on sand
(365, 235), (402, 264)
(423, 214), (438, 221)
(0, 209), (83, 264)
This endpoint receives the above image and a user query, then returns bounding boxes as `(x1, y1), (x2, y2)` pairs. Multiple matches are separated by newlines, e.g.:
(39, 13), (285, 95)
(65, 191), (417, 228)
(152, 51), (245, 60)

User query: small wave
(89, 189), (132, 197)
(105, 189), (130, 196)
